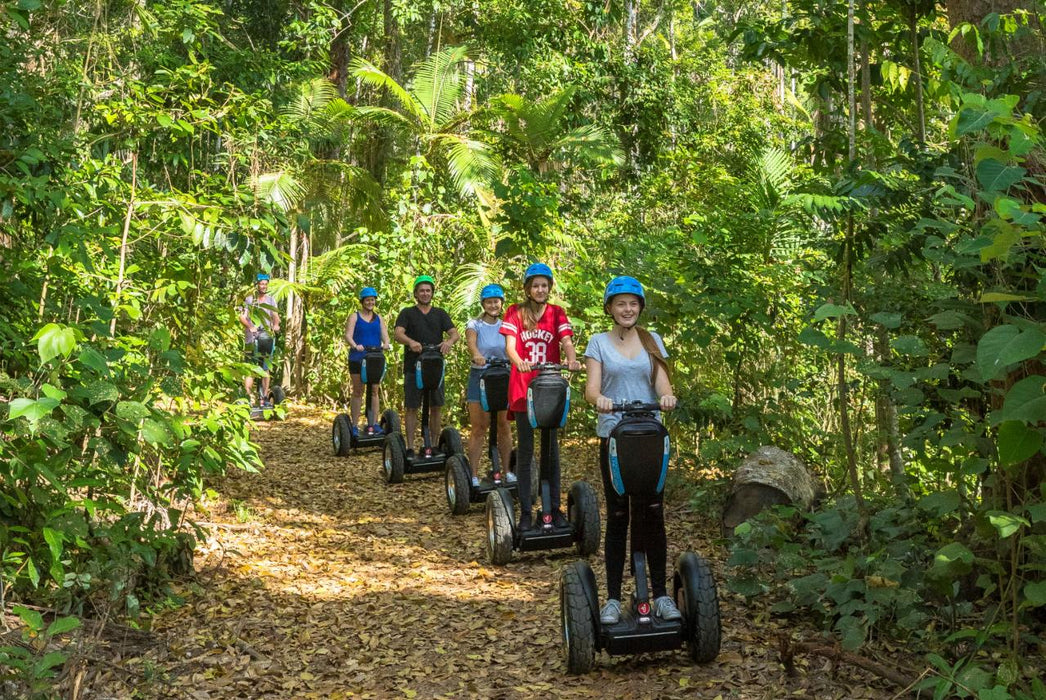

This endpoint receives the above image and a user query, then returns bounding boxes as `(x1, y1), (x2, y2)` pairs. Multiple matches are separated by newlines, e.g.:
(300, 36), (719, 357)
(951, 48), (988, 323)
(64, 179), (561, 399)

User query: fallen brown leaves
(82, 405), (897, 699)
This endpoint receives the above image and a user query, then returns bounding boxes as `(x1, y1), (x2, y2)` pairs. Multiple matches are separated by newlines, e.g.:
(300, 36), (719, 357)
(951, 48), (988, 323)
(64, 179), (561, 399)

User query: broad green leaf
(43, 527), (63, 564)
(1024, 581), (1046, 608)
(928, 542), (974, 580)
(141, 418), (172, 445)
(979, 219), (1020, 262)
(997, 421), (1043, 467)
(891, 335), (927, 356)
(8, 397), (60, 423)
(993, 376), (1046, 425)
(26, 558), (39, 587)
(798, 326), (831, 349)
(976, 158), (1026, 192)
(918, 490), (961, 516)
(83, 381), (119, 406)
(870, 312), (902, 329)
(976, 324), (1045, 381)
(78, 346), (109, 374)
(926, 311), (969, 330)
(813, 303), (856, 322)
(980, 292), (1035, 303)
(986, 510), (1028, 538)
(46, 616), (81, 636)
(955, 106), (995, 135)
(13, 605), (44, 630)
(115, 401), (150, 422)
(32, 323), (78, 364)
(836, 615), (867, 651)
(1027, 503), (1046, 523)
(41, 384), (67, 401)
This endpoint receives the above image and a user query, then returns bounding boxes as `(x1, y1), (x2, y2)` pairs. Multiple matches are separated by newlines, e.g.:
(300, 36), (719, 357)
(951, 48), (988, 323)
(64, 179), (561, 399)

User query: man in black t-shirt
(394, 275), (460, 454)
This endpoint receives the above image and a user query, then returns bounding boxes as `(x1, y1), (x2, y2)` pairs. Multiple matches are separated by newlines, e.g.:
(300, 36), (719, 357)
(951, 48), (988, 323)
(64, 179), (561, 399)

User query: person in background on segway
(584, 275), (681, 626)
(239, 272), (281, 407)
(466, 284), (514, 489)
(500, 262), (581, 532)
(345, 286), (392, 438)
(394, 275), (460, 458)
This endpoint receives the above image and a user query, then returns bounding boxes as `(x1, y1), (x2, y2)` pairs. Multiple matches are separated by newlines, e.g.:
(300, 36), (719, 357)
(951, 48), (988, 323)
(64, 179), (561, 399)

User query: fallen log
(722, 446), (819, 536)
(779, 634), (922, 693)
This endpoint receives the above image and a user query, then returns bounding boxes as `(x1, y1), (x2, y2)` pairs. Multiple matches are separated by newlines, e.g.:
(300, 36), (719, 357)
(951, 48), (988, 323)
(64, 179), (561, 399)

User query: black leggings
(599, 438), (668, 600)
(515, 415), (561, 515)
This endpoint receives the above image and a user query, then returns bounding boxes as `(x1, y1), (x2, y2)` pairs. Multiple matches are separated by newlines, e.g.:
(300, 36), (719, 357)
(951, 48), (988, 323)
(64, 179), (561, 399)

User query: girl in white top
(465, 284), (513, 486)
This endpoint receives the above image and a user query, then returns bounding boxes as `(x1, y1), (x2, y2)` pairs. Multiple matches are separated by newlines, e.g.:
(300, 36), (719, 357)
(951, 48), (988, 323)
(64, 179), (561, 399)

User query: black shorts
(349, 360), (362, 375)
(403, 370), (445, 409)
(244, 343), (270, 371)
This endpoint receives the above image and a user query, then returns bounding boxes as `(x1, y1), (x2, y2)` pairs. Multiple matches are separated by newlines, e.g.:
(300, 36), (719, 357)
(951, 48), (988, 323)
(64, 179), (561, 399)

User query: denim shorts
(466, 367), (484, 403)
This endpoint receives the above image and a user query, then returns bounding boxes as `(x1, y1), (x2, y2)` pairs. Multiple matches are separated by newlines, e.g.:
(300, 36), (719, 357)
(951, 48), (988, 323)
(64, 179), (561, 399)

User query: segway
(332, 347), (397, 456)
(383, 344), (462, 483)
(445, 358), (519, 515)
(249, 331), (285, 420)
(485, 363), (600, 564)
(559, 401), (721, 673)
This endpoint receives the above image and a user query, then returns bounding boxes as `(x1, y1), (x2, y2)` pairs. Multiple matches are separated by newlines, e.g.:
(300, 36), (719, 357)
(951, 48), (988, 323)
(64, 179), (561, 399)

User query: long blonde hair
(636, 326), (669, 385)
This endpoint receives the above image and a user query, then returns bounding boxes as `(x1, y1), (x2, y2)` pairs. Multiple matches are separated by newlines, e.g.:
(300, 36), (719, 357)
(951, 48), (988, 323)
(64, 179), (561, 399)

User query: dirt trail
(117, 406), (892, 699)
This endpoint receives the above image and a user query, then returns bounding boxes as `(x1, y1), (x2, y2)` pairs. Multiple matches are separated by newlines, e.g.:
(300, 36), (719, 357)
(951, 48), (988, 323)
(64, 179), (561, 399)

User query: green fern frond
(253, 171), (305, 212)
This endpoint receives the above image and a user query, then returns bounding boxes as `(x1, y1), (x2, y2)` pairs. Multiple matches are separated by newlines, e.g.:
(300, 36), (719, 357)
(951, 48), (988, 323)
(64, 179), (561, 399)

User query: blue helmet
(524, 262), (553, 286)
(603, 276), (645, 308)
(256, 273), (270, 281)
(359, 287), (378, 300)
(480, 284), (504, 301)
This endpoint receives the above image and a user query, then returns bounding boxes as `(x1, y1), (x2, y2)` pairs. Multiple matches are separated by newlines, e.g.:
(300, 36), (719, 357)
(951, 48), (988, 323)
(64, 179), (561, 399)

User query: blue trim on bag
(608, 437), (625, 496)
(480, 378), (490, 412)
(560, 386), (571, 428)
(656, 435), (670, 494)
(527, 386), (537, 428)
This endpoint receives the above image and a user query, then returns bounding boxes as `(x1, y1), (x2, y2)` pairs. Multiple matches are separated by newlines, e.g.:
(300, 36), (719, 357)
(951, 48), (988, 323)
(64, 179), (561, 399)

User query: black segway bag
(607, 415), (669, 497)
(480, 364), (510, 413)
(527, 372), (569, 429)
(415, 349), (445, 390)
(254, 331), (275, 356)
(361, 351), (386, 385)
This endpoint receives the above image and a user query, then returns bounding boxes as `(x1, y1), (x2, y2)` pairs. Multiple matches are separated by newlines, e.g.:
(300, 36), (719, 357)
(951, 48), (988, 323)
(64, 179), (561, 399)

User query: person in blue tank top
(344, 287), (391, 436)
(465, 284), (515, 487)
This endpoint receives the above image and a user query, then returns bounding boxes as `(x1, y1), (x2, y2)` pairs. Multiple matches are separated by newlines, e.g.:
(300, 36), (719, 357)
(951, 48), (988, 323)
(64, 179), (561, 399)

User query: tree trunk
(329, 11), (350, 99)
(909, 6), (926, 148)
(111, 152), (137, 337)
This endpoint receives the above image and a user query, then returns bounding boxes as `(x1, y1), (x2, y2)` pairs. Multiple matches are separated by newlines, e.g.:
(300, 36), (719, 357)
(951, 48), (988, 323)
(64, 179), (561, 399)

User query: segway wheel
(383, 433), (406, 484)
(332, 413), (353, 457)
(381, 409), (400, 434)
(561, 561), (598, 674)
(485, 491), (514, 565)
(568, 481), (601, 556)
(445, 455), (472, 516)
(439, 427), (463, 458)
(674, 551), (721, 663)
(270, 386), (286, 405)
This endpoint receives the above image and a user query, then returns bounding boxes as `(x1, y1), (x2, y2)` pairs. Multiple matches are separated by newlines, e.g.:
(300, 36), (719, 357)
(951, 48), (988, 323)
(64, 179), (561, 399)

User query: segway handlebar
(527, 362), (582, 373)
(484, 357), (511, 367)
(610, 400), (664, 413)
(419, 343), (443, 353)
(359, 345), (386, 353)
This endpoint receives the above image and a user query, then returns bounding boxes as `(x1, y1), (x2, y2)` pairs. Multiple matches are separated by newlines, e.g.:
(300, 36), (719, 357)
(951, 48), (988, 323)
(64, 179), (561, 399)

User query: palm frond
(432, 133), (502, 199)
(412, 45), (469, 131)
(445, 261), (505, 319)
(253, 171), (305, 212)
(350, 57), (426, 125)
(353, 105), (414, 130)
(282, 78), (339, 125)
(554, 125), (625, 167)
(298, 243), (375, 298)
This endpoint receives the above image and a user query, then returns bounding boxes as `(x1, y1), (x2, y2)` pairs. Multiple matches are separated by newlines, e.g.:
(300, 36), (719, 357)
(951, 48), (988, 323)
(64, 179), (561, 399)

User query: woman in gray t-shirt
(584, 276), (679, 626)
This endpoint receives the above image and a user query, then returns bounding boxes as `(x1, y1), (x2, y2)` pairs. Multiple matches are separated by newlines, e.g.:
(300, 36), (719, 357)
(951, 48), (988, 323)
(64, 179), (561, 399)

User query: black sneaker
(518, 511), (533, 532)
(552, 510), (569, 529)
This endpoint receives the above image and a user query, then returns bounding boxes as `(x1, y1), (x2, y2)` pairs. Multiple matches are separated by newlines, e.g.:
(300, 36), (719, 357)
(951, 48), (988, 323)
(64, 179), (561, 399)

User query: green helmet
(413, 275), (435, 291)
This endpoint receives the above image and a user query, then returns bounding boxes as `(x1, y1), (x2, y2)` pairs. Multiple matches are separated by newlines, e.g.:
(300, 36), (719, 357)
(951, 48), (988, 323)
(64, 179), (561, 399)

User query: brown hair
(518, 277), (547, 330)
(637, 326), (670, 385)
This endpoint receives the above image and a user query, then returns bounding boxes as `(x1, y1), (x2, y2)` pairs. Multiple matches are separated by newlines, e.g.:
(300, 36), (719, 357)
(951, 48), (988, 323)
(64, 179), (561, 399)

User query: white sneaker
(505, 472), (518, 484)
(654, 595), (683, 621)
(600, 599), (621, 624)
(471, 476), (481, 488)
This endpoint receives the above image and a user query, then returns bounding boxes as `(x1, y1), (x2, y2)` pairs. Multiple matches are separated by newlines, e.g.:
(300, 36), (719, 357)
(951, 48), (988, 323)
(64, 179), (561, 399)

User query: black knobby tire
(333, 413), (353, 457)
(568, 481), (601, 556)
(384, 433), (406, 484)
(561, 561), (598, 674)
(439, 427), (463, 458)
(674, 551), (721, 663)
(445, 455), (472, 516)
(485, 491), (514, 565)
(270, 386), (286, 405)
(381, 409), (400, 434)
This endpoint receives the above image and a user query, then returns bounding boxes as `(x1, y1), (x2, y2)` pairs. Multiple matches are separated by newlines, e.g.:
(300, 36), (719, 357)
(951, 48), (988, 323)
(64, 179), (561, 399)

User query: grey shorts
(404, 369), (445, 409)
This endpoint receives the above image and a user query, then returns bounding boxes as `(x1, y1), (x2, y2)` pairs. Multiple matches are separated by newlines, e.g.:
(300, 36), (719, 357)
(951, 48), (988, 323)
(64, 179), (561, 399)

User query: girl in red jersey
(500, 262), (581, 531)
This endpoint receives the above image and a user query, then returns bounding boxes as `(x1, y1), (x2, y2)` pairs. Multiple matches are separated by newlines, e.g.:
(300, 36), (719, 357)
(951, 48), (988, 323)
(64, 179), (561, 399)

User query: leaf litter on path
(92, 405), (897, 699)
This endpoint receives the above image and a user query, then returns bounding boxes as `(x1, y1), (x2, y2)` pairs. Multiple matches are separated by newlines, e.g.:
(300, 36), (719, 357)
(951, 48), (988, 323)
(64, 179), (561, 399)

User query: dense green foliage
(1, 0), (1044, 696)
